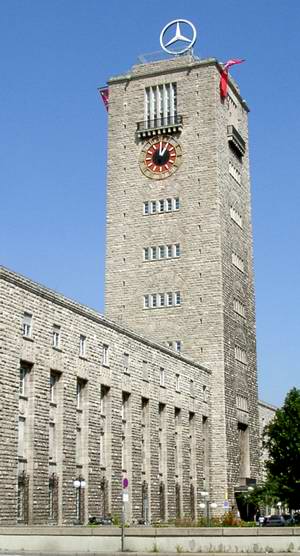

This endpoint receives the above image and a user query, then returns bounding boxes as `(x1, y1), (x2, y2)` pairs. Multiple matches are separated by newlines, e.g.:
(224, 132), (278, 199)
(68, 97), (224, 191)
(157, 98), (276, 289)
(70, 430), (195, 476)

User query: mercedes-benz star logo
(160, 19), (197, 55)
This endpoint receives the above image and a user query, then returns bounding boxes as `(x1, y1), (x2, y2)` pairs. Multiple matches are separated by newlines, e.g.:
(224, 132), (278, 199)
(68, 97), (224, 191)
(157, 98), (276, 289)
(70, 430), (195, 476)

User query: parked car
(294, 513), (300, 524)
(263, 514), (294, 527)
(88, 515), (112, 525)
(282, 514), (296, 526)
(263, 515), (285, 527)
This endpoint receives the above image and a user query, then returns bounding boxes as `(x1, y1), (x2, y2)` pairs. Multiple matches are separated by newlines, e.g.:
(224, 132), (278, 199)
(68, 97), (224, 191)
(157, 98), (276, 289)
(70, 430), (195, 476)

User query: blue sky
(0, 0), (299, 407)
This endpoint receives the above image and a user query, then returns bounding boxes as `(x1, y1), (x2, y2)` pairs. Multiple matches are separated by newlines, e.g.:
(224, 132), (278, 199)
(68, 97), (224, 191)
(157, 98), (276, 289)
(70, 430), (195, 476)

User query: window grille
(145, 83), (177, 129)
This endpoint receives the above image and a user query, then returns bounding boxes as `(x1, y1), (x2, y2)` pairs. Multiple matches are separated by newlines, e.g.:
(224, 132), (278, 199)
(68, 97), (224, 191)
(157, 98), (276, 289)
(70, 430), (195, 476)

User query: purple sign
(123, 478), (129, 489)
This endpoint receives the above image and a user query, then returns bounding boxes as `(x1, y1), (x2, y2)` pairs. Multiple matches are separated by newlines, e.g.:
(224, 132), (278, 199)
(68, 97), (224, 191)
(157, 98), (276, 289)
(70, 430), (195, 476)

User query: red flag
(99, 86), (109, 111)
(220, 59), (245, 99)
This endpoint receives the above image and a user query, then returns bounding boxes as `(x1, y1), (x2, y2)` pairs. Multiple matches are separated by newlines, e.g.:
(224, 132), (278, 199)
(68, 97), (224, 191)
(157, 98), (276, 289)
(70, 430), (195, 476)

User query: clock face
(139, 136), (182, 180)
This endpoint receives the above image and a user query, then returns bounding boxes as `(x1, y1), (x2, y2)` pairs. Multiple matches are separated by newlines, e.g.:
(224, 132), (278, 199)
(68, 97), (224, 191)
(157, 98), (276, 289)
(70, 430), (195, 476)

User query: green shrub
(158, 511), (259, 528)
(111, 513), (121, 526)
(240, 520), (257, 527)
(175, 516), (197, 527)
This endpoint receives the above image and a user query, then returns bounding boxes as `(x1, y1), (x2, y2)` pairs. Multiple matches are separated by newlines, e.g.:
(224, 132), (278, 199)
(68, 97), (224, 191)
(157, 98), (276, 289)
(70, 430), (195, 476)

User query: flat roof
(107, 56), (249, 112)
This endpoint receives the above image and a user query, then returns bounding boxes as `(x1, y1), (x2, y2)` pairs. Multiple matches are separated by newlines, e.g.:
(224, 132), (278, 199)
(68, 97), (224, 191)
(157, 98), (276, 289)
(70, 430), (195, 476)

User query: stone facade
(0, 266), (210, 525)
(105, 55), (260, 506)
(0, 53), (265, 525)
(258, 400), (277, 481)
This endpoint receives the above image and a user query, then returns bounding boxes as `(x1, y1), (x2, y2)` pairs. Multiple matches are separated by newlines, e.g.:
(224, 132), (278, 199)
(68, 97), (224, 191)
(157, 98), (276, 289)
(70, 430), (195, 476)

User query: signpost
(121, 478), (129, 552)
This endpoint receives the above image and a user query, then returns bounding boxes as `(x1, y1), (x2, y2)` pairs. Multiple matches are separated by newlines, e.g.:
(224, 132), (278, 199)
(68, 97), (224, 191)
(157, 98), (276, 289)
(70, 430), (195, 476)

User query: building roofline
(258, 399), (278, 411)
(106, 57), (249, 112)
(0, 265), (211, 375)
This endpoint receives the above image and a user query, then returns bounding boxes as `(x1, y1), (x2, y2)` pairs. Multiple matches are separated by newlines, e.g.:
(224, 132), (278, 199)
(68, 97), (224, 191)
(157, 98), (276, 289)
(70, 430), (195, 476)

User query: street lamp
(200, 491), (217, 526)
(121, 477), (129, 552)
(73, 479), (86, 524)
(200, 491), (208, 524)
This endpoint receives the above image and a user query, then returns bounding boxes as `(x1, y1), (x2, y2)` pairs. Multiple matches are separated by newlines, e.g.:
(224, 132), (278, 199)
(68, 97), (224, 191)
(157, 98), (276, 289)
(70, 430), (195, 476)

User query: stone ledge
(222, 528), (258, 536)
(0, 526), (298, 537)
(153, 527), (223, 537)
(0, 527), (117, 536)
(258, 526), (296, 536)
(0, 553), (295, 556)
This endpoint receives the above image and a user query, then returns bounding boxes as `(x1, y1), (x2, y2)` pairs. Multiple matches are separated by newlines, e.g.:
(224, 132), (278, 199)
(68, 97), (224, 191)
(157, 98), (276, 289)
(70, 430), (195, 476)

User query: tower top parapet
(108, 56), (248, 112)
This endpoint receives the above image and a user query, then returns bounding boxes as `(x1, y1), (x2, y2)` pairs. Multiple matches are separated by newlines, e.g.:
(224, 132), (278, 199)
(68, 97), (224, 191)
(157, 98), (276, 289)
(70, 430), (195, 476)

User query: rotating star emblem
(160, 19), (197, 55)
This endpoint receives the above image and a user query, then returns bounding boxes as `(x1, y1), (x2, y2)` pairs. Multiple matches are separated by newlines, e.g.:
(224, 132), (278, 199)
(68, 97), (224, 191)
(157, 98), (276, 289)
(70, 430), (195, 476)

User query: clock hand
(159, 141), (163, 156)
(161, 142), (169, 156)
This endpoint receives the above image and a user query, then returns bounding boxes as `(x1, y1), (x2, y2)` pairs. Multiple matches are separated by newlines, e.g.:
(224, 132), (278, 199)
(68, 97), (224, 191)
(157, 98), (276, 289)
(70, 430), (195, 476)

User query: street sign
(123, 492), (129, 502)
(223, 500), (229, 510)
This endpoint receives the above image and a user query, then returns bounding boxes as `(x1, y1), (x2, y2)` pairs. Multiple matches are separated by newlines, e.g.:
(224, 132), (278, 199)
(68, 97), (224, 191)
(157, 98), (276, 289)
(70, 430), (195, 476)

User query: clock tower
(104, 35), (259, 510)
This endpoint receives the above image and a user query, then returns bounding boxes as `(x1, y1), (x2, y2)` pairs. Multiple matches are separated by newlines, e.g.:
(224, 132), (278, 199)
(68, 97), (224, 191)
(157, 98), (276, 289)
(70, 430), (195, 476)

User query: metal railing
(227, 125), (246, 156)
(137, 115), (183, 132)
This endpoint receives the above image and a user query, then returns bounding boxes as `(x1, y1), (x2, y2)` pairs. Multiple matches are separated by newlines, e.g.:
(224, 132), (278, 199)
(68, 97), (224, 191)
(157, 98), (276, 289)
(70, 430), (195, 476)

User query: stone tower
(104, 52), (259, 509)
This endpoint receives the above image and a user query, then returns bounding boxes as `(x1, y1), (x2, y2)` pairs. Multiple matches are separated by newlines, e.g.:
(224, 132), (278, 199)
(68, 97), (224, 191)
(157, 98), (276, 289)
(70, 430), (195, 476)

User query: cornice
(258, 399), (278, 411)
(0, 265), (211, 375)
(107, 57), (249, 112)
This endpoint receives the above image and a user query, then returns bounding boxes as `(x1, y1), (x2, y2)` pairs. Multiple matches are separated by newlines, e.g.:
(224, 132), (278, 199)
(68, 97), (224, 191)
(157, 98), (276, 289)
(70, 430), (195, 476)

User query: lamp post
(121, 477), (129, 552)
(210, 502), (218, 525)
(200, 491), (209, 525)
(200, 492), (217, 526)
(73, 479), (86, 524)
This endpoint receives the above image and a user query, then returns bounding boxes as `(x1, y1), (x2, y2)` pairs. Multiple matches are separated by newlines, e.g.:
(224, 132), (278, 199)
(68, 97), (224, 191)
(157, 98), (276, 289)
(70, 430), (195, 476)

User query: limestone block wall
(104, 56), (259, 507)
(0, 266), (210, 525)
(258, 400), (277, 480)
(215, 71), (260, 499)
